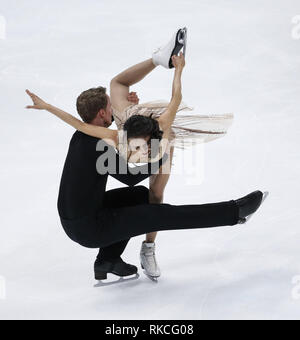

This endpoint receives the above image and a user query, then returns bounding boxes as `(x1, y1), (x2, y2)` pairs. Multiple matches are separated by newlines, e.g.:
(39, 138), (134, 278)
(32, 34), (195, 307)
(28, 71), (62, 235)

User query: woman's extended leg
(112, 59), (156, 87)
(110, 59), (156, 113)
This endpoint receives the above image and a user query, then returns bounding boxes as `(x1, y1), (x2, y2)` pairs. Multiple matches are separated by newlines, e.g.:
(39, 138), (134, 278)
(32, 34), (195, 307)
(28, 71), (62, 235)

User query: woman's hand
(25, 89), (49, 110)
(171, 52), (185, 70)
(127, 91), (140, 104)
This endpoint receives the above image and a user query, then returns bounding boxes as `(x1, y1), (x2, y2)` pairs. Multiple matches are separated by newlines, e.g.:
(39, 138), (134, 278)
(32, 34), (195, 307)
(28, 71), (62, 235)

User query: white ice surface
(0, 0), (300, 320)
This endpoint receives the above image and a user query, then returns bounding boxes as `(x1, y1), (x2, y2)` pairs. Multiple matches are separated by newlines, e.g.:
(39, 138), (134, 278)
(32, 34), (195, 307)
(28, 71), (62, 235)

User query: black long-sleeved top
(58, 131), (167, 220)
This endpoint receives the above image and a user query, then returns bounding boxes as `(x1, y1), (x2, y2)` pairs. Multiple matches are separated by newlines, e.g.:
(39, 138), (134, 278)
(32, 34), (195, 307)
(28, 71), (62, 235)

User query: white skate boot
(140, 242), (161, 281)
(152, 27), (188, 69)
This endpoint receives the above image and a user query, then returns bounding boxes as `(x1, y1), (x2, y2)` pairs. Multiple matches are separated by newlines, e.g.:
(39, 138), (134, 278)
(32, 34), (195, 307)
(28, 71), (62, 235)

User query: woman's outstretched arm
(25, 90), (118, 145)
(158, 52), (185, 139)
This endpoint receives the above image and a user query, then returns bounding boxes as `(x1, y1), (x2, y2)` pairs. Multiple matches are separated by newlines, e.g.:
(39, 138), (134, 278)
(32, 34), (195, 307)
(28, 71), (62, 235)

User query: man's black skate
(235, 190), (269, 224)
(94, 258), (138, 280)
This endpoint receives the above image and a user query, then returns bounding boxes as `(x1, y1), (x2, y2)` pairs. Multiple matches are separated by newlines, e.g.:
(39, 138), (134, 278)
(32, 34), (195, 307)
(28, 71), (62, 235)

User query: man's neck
(90, 117), (105, 127)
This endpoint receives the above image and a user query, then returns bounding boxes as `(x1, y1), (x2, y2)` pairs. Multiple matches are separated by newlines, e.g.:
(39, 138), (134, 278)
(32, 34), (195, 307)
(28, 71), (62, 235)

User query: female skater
(109, 28), (234, 279)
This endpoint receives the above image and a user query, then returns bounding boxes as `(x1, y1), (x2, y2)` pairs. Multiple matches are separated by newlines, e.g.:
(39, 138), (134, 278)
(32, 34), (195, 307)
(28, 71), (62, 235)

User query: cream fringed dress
(112, 100), (234, 149)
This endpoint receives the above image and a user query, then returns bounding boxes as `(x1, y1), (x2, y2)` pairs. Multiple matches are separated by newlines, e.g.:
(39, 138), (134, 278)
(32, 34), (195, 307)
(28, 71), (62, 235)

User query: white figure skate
(152, 27), (188, 69)
(140, 242), (161, 281)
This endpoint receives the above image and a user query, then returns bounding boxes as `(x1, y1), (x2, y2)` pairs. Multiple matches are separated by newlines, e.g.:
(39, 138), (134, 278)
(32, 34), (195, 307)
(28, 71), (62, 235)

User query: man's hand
(25, 89), (49, 110)
(127, 92), (140, 105)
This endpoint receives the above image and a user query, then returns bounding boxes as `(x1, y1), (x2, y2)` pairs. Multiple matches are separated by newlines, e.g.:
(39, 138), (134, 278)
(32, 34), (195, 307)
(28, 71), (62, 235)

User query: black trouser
(61, 186), (239, 250)
(97, 186), (150, 261)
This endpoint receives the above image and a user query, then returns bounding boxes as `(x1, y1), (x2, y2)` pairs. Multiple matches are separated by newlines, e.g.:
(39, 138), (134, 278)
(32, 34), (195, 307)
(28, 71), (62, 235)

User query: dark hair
(123, 115), (163, 141)
(76, 86), (107, 123)
(123, 115), (164, 158)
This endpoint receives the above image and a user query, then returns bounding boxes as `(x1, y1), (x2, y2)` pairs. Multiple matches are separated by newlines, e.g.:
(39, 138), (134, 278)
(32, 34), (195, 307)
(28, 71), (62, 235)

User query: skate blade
(141, 264), (160, 282)
(94, 273), (140, 287)
(144, 272), (160, 282)
(169, 27), (188, 68)
(178, 27), (187, 44)
(180, 27), (188, 57)
(145, 273), (159, 283)
(242, 191), (269, 224)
